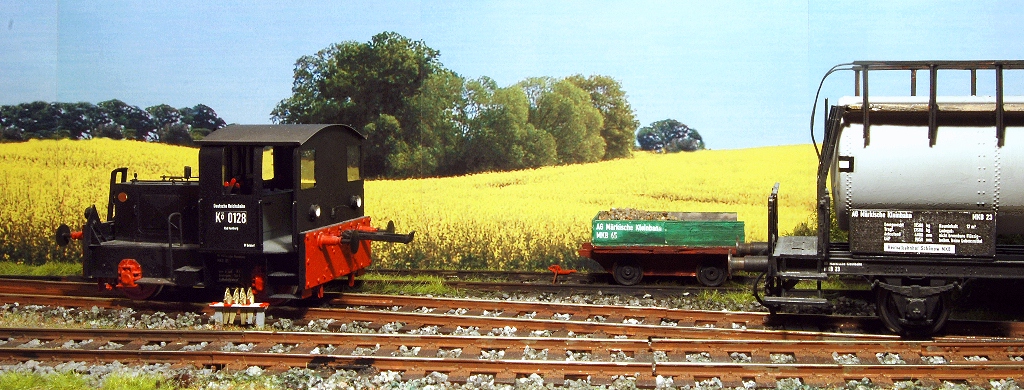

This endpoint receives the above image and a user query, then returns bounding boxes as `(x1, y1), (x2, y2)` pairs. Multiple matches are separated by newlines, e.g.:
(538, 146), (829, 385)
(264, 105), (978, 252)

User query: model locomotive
(751, 60), (1024, 336)
(56, 124), (413, 300)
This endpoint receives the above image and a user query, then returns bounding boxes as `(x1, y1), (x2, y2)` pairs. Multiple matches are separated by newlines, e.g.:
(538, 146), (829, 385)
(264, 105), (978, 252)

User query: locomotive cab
(196, 124), (380, 299)
(196, 125), (364, 254)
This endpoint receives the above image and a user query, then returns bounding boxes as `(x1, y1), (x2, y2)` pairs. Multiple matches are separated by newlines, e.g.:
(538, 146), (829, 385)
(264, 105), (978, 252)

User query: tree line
(0, 100), (227, 145)
(2, 31), (706, 177)
(272, 31), (640, 178)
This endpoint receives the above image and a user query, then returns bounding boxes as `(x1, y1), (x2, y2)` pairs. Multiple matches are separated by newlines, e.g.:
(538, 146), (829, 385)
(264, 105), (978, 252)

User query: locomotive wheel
(876, 287), (951, 338)
(120, 284), (164, 300)
(259, 285), (300, 305)
(696, 265), (726, 287)
(612, 260), (643, 286)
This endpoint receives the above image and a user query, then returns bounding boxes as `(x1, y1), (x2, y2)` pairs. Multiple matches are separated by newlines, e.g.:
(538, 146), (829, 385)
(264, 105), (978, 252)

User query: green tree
(459, 77), (556, 173)
(392, 69), (466, 177)
(93, 123), (126, 140)
(1, 101), (60, 139)
(529, 79), (605, 164)
(362, 114), (403, 176)
(565, 74), (638, 159)
(156, 123), (194, 145)
(179, 104), (225, 133)
(637, 119), (704, 152)
(98, 99), (155, 141)
(272, 31), (442, 177)
(56, 102), (108, 139)
(146, 104), (181, 128)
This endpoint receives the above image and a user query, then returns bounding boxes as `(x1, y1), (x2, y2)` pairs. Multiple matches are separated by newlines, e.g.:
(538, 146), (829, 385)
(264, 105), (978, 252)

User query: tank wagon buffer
(750, 60), (1024, 336)
(56, 124), (413, 301)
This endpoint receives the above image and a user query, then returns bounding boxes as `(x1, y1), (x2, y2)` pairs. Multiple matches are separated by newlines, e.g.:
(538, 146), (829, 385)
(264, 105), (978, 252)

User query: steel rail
(1, 327), (1023, 387)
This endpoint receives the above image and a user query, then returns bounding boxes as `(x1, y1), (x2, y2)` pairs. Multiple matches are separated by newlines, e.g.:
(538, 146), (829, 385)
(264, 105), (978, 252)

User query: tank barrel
(729, 255), (769, 273)
(342, 229), (415, 245)
(735, 242), (769, 257)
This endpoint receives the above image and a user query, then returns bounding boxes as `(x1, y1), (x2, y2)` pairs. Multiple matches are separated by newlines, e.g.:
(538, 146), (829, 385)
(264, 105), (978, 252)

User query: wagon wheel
(696, 264), (726, 287)
(876, 287), (951, 338)
(781, 279), (800, 290)
(612, 260), (643, 286)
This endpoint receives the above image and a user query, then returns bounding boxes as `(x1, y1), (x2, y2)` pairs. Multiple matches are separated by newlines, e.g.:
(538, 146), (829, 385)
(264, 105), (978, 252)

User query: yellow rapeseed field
(0, 139), (198, 263)
(366, 144), (818, 270)
(0, 139), (818, 270)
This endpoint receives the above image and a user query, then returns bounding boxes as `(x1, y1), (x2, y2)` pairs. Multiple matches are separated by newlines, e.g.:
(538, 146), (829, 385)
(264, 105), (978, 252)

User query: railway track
(2, 327), (1023, 387)
(0, 277), (1021, 338)
(0, 290), (887, 341)
(2, 276), (1024, 386)
(0, 271), (874, 299)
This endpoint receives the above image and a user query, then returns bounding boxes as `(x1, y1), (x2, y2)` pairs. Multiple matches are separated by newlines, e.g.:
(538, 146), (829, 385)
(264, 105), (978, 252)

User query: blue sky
(2, 1), (1022, 149)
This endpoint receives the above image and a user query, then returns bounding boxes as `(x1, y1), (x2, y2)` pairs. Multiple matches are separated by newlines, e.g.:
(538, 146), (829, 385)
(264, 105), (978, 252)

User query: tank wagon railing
(852, 60), (1024, 147)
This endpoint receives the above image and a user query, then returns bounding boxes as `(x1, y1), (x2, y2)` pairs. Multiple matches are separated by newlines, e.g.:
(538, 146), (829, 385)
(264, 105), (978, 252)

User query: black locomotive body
(754, 60), (1024, 336)
(60, 124), (412, 300)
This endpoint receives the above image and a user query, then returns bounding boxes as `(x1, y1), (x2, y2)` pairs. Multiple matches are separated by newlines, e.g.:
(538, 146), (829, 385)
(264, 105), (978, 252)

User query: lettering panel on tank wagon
(849, 209), (995, 257)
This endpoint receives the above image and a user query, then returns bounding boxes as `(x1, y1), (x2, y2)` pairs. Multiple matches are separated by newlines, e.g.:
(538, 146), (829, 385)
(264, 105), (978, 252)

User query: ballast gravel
(0, 360), (1021, 389)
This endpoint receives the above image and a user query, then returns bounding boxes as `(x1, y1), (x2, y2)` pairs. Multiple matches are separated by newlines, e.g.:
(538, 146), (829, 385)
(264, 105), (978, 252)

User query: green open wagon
(578, 210), (763, 286)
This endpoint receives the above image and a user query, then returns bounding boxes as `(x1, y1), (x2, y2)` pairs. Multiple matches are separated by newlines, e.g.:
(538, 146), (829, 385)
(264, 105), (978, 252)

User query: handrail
(850, 60), (1024, 70)
(852, 60), (1019, 147)
(817, 105), (846, 256)
(167, 212), (183, 248)
(767, 182), (779, 254)
(107, 167), (128, 221)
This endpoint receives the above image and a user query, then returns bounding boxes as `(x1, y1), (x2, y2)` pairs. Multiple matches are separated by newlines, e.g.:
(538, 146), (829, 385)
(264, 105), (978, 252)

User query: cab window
(261, 146), (274, 181)
(223, 146), (255, 195)
(347, 145), (361, 181)
(300, 149), (316, 189)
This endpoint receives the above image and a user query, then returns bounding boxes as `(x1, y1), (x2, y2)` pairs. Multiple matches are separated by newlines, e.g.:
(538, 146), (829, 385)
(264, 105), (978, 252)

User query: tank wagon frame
(757, 60), (1024, 336)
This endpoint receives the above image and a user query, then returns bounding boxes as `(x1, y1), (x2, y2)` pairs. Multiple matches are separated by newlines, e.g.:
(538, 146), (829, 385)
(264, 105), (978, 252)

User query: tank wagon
(56, 124), (413, 300)
(578, 209), (766, 286)
(751, 60), (1024, 336)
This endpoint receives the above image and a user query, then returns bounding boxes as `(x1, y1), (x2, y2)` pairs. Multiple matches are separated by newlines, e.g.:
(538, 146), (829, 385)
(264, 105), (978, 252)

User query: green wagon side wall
(591, 215), (744, 247)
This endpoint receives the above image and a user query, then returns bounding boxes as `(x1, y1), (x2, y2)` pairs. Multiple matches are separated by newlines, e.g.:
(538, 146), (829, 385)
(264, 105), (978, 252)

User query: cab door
(200, 145), (262, 253)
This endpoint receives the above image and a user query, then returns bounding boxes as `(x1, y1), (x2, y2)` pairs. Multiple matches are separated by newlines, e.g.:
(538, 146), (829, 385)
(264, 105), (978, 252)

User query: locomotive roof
(196, 124), (365, 146)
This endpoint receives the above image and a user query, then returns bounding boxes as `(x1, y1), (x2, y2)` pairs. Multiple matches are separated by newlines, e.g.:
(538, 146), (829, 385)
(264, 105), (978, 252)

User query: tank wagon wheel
(612, 260), (643, 286)
(781, 279), (800, 290)
(696, 264), (727, 287)
(876, 287), (951, 338)
(752, 272), (780, 315)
